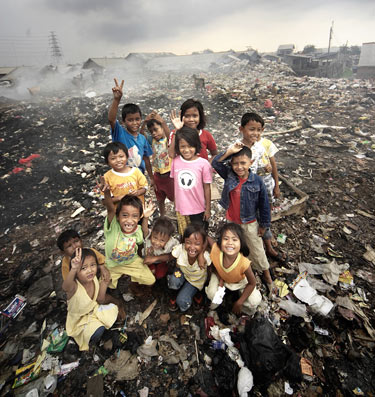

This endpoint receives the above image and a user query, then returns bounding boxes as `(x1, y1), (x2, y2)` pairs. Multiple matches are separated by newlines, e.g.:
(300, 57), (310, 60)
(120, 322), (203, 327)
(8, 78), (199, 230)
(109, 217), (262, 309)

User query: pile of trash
(0, 60), (375, 396)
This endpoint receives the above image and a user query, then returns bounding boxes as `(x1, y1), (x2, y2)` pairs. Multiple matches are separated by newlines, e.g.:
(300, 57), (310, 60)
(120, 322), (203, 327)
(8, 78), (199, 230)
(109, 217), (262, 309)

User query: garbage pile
(0, 59), (375, 396)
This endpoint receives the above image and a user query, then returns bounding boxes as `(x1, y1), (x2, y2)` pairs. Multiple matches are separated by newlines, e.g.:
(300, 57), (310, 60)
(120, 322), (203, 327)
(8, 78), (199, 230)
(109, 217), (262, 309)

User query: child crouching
(101, 177), (156, 291)
(168, 224), (211, 312)
(63, 248), (119, 351)
(206, 223), (261, 315)
(143, 216), (179, 280)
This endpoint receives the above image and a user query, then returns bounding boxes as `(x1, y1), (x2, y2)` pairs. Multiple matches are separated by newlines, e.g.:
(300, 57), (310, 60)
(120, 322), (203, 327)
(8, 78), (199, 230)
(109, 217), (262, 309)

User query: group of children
(58, 78), (287, 351)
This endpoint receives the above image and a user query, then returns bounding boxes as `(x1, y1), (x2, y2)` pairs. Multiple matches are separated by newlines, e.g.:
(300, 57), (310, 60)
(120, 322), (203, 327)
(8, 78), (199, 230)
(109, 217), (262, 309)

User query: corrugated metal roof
(278, 44), (295, 50)
(358, 42), (375, 67)
(83, 58), (127, 68)
(0, 67), (17, 75)
(146, 52), (234, 72)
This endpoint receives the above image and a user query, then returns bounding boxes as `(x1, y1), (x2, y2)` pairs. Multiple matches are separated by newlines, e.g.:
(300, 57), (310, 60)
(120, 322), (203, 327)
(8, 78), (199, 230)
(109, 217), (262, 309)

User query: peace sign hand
(71, 248), (82, 271)
(112, 78), (124, 100)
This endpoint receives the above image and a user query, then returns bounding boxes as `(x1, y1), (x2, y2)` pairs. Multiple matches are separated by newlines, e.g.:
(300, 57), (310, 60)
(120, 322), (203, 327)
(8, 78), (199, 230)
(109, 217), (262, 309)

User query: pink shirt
(170, 156), (212, 215)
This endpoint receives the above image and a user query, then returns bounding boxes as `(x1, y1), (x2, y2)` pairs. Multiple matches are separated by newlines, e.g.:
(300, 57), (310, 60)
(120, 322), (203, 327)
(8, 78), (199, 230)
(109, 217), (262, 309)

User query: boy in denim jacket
(212, 143), (275, 293)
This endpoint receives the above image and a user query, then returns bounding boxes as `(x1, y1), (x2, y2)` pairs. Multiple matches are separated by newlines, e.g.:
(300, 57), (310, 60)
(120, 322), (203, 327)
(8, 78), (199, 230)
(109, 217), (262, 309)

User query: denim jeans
(89, 326), (105, 345)
(167, 271), (199, 312)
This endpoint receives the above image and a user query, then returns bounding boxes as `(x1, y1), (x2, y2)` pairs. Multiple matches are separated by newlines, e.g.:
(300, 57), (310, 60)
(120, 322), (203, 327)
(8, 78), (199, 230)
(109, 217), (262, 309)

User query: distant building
(145, 51), (236, 72)
(357, 42), (375, 79)
(82, 57), (128, 72)
(277, 44), (295, 56)
(237, 50), (261, 63)
(125, 52), (175, 68)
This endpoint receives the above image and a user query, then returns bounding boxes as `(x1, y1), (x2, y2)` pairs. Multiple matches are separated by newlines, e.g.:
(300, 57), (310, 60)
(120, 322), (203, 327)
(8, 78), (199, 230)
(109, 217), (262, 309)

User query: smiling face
(117, 204), (141, 234)
(240, 120), (263, 146)
(183, 107), (200, 130)
(221, 230), (241, 258)
(184, 232), (204, 260)
(178, 138), (197, 161)
(231, 154), (253, 179)
(150, 231), (170, 251)
(148, 123), (164, 141)
(107, 149), (128, 173)
(76, 255), (97, 284)
(124, 112), (142, 135)
(63, 237), (82, 258)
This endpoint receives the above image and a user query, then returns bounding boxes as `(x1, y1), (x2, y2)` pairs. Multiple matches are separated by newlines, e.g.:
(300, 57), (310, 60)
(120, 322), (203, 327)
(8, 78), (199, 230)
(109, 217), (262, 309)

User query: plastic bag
(278, 300), (307, 318)
(238, 316), (302, 385)
(237, 366), (253, 396)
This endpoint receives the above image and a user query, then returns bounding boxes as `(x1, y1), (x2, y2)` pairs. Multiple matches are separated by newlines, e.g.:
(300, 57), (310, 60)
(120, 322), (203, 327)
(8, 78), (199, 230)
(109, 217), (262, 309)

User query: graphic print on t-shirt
(177, 170), (196, 190)
(127, 146), (142, 168)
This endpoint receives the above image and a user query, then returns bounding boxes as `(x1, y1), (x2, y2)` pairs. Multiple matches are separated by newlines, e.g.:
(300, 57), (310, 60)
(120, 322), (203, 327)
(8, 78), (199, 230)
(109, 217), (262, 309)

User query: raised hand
(227, 141), (244, 155)
(170, 110), (184, 130)
(71, 248), (82, 271)
(112, 78), (124, 100)
(143, 200), (156, 218)
(98, 176), (110, 193)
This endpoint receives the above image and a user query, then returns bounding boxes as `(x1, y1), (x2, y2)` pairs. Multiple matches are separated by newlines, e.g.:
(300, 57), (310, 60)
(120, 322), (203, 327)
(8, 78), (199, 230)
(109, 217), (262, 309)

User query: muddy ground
(0, 63), (375, 396)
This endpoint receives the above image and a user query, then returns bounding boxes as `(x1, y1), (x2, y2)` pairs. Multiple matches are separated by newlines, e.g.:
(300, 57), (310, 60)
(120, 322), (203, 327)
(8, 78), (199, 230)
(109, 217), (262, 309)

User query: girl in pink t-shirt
(170, 126), (212, 235)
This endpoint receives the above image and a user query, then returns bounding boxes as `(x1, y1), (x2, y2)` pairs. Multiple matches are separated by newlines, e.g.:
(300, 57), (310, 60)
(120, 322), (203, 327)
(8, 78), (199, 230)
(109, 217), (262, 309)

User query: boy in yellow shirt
(102, 142), (148, 205)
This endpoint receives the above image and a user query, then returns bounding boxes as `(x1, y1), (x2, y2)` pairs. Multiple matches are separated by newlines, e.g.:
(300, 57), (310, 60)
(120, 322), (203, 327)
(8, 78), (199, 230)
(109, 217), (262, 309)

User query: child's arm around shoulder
(108, 78), (123, 130)
(62, 248), (81, 300)
(97, 268), (111, 304)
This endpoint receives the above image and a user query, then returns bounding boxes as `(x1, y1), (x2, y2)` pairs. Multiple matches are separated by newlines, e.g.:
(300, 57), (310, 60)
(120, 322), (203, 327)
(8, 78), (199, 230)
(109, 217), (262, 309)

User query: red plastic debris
(264, 99), (273, 108)
(18, 154), (41, 167)
(11, 167), (24, 174)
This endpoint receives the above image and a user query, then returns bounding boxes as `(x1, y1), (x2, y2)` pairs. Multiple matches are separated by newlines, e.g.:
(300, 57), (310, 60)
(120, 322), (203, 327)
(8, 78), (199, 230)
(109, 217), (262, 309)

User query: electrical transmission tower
(48, 31), (63, 64)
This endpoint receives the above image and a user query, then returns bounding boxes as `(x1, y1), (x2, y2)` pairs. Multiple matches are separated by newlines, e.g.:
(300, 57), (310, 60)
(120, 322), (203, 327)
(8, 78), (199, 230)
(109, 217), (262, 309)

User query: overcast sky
(0, 0), (374, 65)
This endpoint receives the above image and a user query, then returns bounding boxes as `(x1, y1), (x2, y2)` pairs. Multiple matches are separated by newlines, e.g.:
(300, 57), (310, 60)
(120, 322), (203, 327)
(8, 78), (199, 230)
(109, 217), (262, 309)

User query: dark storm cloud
(43, 0), (250, 45)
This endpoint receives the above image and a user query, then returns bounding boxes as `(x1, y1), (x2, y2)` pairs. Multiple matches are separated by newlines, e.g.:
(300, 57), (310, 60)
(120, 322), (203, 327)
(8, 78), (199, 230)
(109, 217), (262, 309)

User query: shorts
(148, 262), (169, 279)
(154, 172), (174, 202)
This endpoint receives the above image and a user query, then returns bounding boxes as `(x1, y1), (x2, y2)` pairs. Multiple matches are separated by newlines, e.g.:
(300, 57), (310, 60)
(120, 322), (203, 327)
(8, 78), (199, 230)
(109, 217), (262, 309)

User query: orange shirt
(210, 243), (250, 284)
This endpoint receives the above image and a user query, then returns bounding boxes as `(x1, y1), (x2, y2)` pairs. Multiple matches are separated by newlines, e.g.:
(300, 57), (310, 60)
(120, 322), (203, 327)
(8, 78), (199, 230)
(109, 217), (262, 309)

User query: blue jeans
(167, 271), (199, 312)
(89, 326), (105, 345)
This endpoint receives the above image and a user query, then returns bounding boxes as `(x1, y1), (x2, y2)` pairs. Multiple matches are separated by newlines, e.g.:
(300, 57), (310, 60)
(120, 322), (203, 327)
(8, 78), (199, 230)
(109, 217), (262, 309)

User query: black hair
(70, 248), (98, 270)
(116, 195), (143, 218)
(182, 223), (207, 244)
(146, 118), (162, 131)
(217, 223), (249, 257)
(180, 99), (206, 130)
(102, 142), (129, 164)
(121, 103), (142, 121)
(57, 229), (80, 251)
(152, 216), (175, 237)
(174, 126), (201, 157)
(231, 146), (252, 160)
(240, 112), (265, 128)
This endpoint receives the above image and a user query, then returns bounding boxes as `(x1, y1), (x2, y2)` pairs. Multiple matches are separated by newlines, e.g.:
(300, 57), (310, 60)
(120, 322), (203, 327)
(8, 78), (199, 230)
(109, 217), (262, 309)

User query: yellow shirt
(62, 248), (105, 280)
(104, 167), (147, 204)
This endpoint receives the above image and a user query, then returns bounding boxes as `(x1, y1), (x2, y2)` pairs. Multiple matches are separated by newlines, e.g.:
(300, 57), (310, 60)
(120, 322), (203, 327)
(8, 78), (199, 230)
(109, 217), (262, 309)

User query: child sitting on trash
(206, 223), (261, 315)
(63, 247), (120, 351)
(142, 216), (179, 280)
(100, 177), (156, 295)
(212, 143), (277, 295)
(57, 229), (109, 281)
(168, 223), (211, 312)
(108, 78), (154, 184)
(102, 142), (148, 205)
(240, 112), (288, 265)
